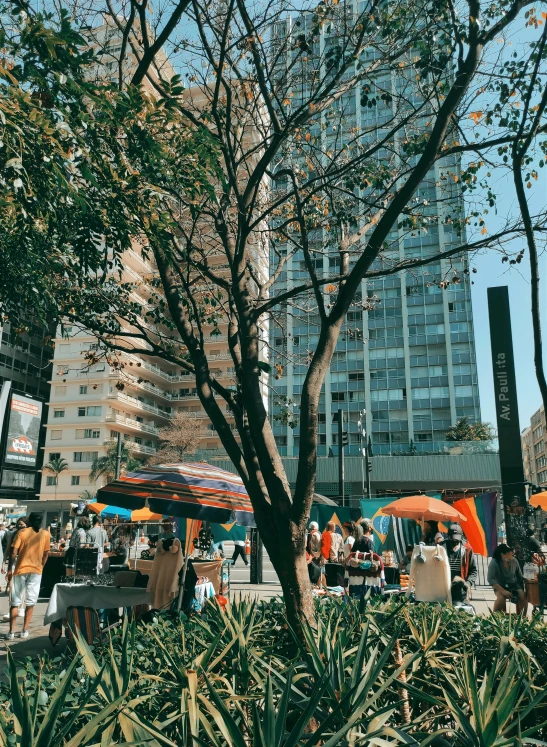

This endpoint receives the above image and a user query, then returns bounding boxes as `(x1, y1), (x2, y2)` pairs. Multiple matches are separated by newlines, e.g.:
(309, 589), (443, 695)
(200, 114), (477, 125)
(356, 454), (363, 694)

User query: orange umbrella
(530, 491), (547, 510)
(382, 495), (467, 523)
(87, 501), (162, 521)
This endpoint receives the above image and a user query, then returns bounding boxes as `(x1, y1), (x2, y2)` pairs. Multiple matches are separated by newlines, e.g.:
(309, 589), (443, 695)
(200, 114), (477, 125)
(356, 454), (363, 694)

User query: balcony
(125, 249), (154, 275)
(179, 408), (232, 418)
(131, 443), (157, 456)
(106, 413), (160, 435)
(107, 390), (172, 419)
(123, 354), (187, 383)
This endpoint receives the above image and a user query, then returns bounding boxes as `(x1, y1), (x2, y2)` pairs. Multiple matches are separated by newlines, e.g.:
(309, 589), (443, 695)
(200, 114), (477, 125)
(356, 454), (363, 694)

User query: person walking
(306, 522), (323, 584)
(231, 538), (248, 566)
(87, 516), (108, 573)
(2, 518), (28, 619)
(488, 544), (528, 615)
(3, 512), (50, 639)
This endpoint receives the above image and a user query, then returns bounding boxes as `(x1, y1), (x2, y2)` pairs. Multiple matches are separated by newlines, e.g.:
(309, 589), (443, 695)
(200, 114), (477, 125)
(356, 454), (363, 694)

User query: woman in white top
(344, 522), (364, 559)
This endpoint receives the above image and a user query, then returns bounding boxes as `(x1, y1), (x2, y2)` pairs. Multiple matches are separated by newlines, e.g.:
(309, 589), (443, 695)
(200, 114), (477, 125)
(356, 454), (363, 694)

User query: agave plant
(0, 649), (123, 747)
(73, 620), (177, 746)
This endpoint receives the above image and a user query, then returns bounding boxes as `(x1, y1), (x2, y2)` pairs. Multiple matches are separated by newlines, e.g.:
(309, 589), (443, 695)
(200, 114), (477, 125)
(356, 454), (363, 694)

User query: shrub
(0, 597), (546, 745)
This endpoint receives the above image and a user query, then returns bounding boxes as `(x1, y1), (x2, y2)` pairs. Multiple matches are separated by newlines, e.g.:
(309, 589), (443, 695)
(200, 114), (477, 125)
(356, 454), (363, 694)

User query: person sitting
(402, 544), (414, 574)
(451, 575), (476, 614)
(488, 543), (528, 615)
(442, 524), (477, 601)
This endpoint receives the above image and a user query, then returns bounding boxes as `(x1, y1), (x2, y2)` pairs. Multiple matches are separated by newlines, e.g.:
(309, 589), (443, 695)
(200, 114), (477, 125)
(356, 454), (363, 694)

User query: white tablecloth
(44, 583), (151, 624)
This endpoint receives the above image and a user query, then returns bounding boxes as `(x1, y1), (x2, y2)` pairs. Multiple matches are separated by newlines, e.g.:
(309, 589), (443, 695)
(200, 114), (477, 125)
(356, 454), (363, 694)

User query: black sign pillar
(487, 286), (528, 557)
(249, 528), (263, 584)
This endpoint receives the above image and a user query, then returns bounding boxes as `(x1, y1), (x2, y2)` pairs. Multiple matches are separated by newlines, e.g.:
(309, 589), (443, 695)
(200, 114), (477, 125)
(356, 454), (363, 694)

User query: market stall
(97, 462), (254, 611)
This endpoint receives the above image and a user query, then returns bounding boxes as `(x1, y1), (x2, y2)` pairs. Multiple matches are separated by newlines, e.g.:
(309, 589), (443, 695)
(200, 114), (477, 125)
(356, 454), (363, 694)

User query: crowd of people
(305, 516), (547, 613)
(0, 513), (180, 639)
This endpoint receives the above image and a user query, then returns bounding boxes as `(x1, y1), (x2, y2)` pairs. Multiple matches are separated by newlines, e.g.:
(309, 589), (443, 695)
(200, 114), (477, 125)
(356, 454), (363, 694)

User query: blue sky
(471, 210), (546, 429)
(464, 17), (547, 431)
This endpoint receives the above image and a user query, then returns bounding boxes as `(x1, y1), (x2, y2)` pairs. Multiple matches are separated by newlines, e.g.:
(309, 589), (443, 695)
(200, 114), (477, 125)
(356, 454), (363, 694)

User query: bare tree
(508, 21), (547, 418)
(148, 411), (205, 464)
(52, 0), (547, 634)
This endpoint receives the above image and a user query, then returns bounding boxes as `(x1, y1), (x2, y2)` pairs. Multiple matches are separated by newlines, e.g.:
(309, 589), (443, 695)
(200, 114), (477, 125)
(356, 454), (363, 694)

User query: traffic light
(342, 430), (349, 447)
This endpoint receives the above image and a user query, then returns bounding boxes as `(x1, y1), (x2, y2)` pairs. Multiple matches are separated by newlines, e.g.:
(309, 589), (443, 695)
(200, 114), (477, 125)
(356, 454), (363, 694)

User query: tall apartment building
(270, 9), (481, 458)
(522, 405), (547, 486)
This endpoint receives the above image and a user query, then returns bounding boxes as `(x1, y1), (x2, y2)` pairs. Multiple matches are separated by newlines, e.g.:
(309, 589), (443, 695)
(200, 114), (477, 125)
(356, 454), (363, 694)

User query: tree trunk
(253, 506), (315, 639)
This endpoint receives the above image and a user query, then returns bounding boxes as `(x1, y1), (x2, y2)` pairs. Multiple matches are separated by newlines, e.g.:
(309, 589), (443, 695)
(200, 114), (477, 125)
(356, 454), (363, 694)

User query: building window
(50, 430), (62, 440)
(46, 476), (57, 486)
(53, 409), (65, 418)
(55, 386), (67, 395)
(79, 386), (88, 395)
(349, 372), (365, 381)
(71, 475), (80, 486)
(85, 429), (100, 439)
(332, 392), (346, 402)
(79, 406), (102, 416)
(49, 452), (60, 461)
(74, 452), (98, 463)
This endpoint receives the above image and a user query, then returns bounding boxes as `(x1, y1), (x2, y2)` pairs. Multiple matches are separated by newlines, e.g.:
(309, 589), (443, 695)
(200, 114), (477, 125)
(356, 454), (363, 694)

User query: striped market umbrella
(96, 462), (254, 526)
(87, 501), (163, 522)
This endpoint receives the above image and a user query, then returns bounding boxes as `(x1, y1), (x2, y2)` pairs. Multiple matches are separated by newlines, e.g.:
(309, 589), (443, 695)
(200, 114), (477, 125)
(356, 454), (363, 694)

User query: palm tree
(78, 489), (97, 502)
(43, 457), (69, 500)
(90, 440), (143, 486)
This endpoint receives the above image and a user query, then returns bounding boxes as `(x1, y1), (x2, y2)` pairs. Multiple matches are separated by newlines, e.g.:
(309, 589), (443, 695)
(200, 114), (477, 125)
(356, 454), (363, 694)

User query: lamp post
(337, 409), (349, 505)
(358, 409), (372, 499)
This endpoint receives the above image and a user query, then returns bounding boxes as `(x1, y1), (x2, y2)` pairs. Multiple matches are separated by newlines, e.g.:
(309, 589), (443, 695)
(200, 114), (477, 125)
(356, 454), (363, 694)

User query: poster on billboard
(4, 393), (42, 468)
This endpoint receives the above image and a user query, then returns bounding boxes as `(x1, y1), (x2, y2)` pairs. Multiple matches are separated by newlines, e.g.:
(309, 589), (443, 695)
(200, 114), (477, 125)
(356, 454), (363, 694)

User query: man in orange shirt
(4, 512), (50, 640)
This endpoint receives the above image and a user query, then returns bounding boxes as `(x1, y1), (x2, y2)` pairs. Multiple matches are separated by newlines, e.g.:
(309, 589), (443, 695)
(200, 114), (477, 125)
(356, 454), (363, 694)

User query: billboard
(4, 393), (43, 468)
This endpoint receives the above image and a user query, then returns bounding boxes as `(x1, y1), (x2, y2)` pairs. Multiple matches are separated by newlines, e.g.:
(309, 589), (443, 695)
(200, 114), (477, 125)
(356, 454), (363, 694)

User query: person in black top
(526, 528), (543, 561)
(541, 522), (547, 545)
(423, 521), (442, 546)
(443, 524), (478, 589)
(353, 520), (375, 553)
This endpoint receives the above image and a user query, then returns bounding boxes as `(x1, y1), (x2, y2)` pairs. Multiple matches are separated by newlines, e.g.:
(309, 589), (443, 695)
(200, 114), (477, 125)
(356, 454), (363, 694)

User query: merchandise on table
(406, 544), (451, 603)
(346, 551), (385, 597)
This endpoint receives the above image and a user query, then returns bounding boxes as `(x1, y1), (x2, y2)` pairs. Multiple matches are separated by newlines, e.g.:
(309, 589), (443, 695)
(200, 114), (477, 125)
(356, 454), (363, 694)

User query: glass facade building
(269, 8), (481, 458)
